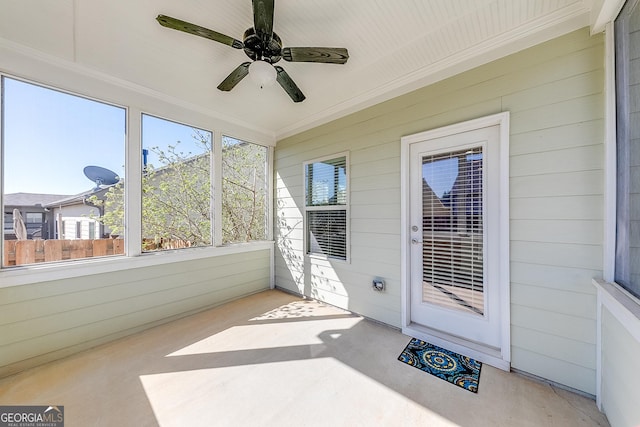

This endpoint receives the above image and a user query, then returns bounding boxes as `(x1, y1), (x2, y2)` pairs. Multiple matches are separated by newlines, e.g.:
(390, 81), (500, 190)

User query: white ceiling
(0, 1), (598, 139)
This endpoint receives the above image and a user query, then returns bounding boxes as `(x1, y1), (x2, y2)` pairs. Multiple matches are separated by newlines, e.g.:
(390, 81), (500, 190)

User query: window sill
(0, 240), (274, 289)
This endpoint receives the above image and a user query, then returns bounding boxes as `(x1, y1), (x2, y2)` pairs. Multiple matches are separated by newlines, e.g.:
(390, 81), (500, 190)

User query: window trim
(302, 151), (350, 263)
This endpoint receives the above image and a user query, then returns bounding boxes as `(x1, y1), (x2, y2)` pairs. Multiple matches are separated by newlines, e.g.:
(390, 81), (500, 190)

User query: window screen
(615, 0), (640, 298)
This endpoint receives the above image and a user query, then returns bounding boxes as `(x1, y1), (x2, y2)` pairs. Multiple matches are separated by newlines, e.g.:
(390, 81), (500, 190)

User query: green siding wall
(274, 28), (604, 394)
(0, 249), (271, 378)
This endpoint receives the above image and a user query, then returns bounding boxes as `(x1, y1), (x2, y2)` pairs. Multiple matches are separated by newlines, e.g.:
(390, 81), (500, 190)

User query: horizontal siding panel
(351, 188), (401, 205)
(351, 172), (400, 191)
(351, 204), (399, 220)
(511, 324), (595, 370)
(350, 157), (400, 178)
(511, 241), (602, 270)
(350, 142), (400, 165)
(1, 278), (268, 369)
(1, 250), (270, 305)
(511, 347), (595, 395)
(351, 232), (400, 250)
(510, 170), (603, 198)
(510, 195), (603, 220)
(1, 268), (270, 346)
(510, 95), (603, 135)
(510, 262), (600, 294)
(509, 120), (604, 156)
(1, 256), (270, 326)
(511, 304), (596, 346)
(510, 219), (603, 245)
(511, 282), (596, 319)
(350, 219), (400, 235)
(510, 145), (603, 177)
(502, 70), (603, 113)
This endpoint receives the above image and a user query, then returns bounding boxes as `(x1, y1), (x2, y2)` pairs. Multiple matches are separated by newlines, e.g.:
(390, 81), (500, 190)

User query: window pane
(421, 147), (484, 316)
(307, 210), (347, 260)
(141, 114), (212, 251)
(2, 77), (126, 267)
(222, 136), (268, 244)
(615, 0), (640, 298)
(305, 157), (347, 206)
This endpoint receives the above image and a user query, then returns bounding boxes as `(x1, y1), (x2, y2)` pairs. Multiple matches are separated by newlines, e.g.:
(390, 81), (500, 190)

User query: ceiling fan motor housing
(243, 28), (282, 63)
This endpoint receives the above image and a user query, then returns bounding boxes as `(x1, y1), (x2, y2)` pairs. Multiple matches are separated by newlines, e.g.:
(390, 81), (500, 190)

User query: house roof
(0, 1), (622, 139)
(4, 192), (74, 208)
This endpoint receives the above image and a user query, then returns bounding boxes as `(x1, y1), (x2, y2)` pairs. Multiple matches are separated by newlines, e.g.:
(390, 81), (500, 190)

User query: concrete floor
(0, 290), (609, 426)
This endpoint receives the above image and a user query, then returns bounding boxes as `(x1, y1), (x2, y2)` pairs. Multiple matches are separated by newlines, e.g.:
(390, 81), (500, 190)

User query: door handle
(411, 238), (422, 244)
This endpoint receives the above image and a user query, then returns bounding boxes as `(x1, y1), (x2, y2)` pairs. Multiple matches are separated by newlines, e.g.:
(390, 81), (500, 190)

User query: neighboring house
(4, 188), (113, 240)
(3, 192), (70, 240)
(43, 187), (114, 240)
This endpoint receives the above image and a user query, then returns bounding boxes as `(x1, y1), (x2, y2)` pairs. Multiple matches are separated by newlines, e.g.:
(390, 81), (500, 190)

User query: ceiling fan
(156, 0), (349, 103)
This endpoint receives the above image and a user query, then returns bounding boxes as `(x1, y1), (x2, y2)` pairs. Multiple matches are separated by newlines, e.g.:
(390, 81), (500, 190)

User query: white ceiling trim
(590, 0), (626, 33)
(276, 3), (591, 140)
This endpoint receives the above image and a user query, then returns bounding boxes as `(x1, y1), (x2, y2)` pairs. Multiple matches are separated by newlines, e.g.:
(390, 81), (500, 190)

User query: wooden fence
(4, 239), (125, 266)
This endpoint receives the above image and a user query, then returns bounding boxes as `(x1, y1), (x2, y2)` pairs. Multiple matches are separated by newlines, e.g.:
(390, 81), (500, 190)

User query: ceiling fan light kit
(249, 60), (277, 89)
(156, 0), (349, 102)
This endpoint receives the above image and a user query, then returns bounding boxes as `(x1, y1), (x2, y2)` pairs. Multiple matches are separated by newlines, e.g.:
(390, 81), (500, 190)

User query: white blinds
(307, 210), (347, 260)
(421, 147), (485, 316)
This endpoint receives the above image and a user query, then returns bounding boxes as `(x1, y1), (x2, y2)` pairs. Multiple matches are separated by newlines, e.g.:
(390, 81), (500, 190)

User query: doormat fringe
(398, 338), (482, 393)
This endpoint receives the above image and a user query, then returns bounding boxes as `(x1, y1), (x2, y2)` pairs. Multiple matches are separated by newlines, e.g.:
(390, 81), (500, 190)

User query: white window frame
(303, 152), (350, 263)
(0, 64), (275, 288)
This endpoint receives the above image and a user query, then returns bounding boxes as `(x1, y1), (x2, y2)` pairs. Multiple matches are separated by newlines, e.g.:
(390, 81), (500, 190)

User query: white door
(409, 124), (502, 349)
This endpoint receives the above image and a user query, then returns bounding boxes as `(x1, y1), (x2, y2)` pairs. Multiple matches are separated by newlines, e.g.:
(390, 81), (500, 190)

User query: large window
(615, 0), (640, 298)
(1, 76), (272, 270)
(304, 154), (348, 260)
(1, 77), (126, 267)
(222, 136), (268, 244)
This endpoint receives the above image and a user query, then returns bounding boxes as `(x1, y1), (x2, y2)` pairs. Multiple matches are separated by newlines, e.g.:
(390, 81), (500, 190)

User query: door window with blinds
(304, 154), (348, 260)
(421, 146), (485, 316)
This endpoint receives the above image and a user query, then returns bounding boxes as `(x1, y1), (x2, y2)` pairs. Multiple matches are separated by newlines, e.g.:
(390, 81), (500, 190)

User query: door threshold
(403, 322), (510, 371)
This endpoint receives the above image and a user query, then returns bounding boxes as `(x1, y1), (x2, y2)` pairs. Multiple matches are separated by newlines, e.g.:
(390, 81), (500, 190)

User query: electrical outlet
(372, 278), (385, 291)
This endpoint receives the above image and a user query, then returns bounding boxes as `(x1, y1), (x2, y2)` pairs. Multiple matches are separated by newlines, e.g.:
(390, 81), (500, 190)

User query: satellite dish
(83, 166), (119, 190)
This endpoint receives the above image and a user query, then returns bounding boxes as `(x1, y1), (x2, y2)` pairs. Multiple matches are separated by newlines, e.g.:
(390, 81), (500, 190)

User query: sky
(2, 77), (210, 195)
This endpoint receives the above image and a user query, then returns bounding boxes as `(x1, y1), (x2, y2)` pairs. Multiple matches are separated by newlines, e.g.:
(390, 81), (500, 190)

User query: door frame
(400, 112), (511, 370)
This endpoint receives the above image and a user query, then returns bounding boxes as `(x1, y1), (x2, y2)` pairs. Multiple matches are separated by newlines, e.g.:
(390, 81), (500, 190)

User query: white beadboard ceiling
(0, 0), (597, 139)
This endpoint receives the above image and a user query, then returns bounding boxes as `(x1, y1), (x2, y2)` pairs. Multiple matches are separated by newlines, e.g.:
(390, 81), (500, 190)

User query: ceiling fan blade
(252, 0), (274, 41)
(282, 47), (349, 64)
(274, 66), (305, 103)
(157, 15), (243, 49)
(217, 62), (252, 91)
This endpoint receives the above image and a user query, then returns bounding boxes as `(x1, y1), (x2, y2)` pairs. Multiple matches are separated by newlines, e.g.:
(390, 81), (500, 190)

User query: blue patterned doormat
(398, 338), (482, 393)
